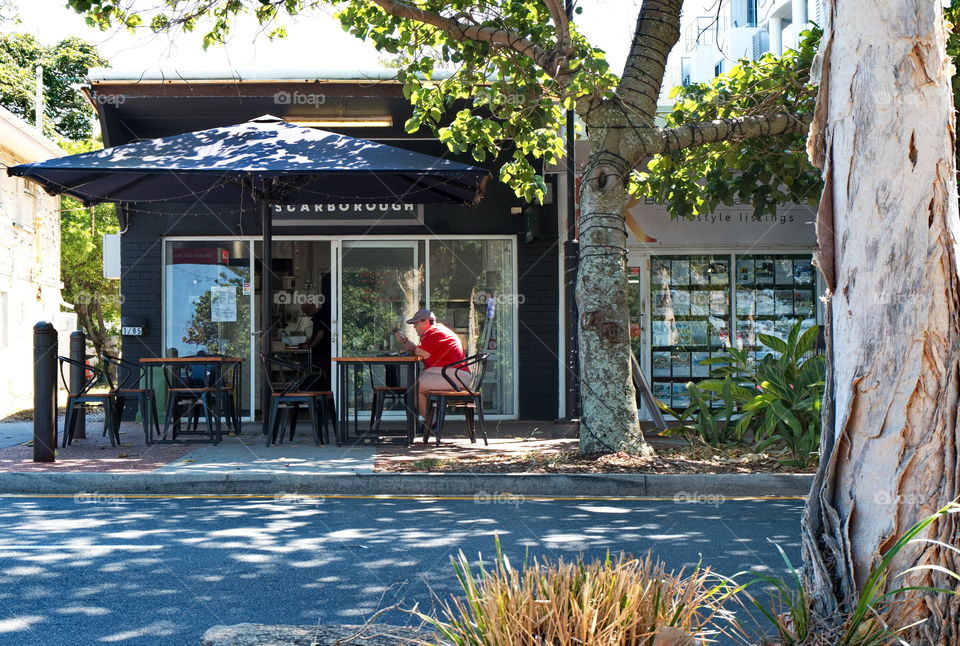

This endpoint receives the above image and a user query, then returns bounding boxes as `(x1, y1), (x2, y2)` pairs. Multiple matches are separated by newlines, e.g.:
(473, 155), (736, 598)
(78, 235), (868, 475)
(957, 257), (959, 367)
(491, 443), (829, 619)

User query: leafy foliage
(663, 377), (742, 447)
(947, 1), (960, 164)
(637, 28), (823, 219)
(333, 0), (616, 202)
(0, 33), (107, 141)
(60, 140), (122, 360)
(665, 321), (824, 467)
(735, 503), (960, 645)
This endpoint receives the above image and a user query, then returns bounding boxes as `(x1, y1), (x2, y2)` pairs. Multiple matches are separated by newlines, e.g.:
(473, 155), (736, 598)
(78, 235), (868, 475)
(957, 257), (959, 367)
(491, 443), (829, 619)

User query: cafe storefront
(88, 69), (564, 423)
(163, 234), (518, 421)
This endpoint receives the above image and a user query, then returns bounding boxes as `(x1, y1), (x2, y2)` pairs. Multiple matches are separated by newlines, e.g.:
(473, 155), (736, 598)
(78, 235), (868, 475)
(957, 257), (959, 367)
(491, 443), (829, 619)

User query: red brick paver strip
(0, 423), (199, 473)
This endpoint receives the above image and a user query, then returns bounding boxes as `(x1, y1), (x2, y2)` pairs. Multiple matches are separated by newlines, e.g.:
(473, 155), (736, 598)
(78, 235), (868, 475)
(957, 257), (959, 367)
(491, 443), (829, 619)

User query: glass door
(335, 240), (424, 421)
(337, 241), (424, 356)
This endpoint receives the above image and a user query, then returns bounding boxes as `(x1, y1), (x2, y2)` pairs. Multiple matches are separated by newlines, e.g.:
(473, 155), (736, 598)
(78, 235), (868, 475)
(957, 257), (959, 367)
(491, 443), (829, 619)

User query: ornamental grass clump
(416, 538), (742, 645)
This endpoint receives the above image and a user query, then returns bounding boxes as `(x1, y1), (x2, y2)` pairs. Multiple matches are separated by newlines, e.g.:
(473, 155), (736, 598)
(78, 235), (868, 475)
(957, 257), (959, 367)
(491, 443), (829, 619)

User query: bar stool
(261, 354), (337, 446)
(58, 356), (119, 447)
(368, 361), (406, 432)
(160, 359), (221, 444)
(101, 354), (160, 444)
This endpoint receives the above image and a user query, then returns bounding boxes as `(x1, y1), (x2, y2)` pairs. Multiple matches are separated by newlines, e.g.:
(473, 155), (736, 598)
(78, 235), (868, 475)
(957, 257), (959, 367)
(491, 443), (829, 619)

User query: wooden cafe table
(332, 355), (420, 445)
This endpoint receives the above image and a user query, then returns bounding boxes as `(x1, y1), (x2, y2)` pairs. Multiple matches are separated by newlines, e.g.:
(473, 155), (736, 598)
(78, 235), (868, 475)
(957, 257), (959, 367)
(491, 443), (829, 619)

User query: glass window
(164, 240), (251, 415)
(648, 252), (817, 411)
(735, 253), (817, 358)
(650, 254), (731, 411)
(429, 239), (515, 415)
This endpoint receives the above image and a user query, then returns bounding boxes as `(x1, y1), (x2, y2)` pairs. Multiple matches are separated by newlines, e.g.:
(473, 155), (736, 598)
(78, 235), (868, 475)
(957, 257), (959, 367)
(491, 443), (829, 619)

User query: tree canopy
(0, 32), (107, 141)
(65, 0), (810, 208)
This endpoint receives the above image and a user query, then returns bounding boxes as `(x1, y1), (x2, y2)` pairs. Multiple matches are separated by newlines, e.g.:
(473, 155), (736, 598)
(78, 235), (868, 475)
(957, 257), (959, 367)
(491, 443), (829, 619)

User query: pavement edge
(0, 472), (813, 497)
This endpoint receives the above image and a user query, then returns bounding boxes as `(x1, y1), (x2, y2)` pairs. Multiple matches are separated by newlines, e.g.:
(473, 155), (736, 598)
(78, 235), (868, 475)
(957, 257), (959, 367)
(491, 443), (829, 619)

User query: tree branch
(369, 0), (552, 70)
(617, 0), (683, 120)
(647, 111), (813, 159)
(542, 0), (570, 56)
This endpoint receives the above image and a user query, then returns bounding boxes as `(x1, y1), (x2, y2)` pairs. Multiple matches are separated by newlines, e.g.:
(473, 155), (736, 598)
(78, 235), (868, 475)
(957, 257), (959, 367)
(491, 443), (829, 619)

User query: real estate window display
(641, 252), (820, 411)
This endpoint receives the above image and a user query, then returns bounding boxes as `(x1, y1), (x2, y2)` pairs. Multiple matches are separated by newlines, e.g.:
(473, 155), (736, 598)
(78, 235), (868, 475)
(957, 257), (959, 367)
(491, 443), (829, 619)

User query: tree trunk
(576, 136), (650, 455)
(803, 0), (960, 641)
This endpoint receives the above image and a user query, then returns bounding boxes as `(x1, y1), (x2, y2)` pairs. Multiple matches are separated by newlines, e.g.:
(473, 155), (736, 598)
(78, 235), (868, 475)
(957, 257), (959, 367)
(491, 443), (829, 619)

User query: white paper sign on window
(210, 286), (237, 322)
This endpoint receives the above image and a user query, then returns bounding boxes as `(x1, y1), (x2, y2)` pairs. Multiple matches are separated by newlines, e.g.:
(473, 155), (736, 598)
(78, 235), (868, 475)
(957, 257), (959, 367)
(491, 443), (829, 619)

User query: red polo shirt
(419, 323), (466, 369)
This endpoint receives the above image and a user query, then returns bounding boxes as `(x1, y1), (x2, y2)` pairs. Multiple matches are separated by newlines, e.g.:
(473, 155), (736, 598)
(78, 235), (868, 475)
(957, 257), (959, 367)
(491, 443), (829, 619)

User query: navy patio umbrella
(6, 114), (489, 205)
(8, 114), (490, 427)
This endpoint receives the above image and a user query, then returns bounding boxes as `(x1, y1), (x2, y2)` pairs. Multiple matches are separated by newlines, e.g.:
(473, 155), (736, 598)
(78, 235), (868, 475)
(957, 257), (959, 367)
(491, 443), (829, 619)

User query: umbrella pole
(260, 196), (273, 436)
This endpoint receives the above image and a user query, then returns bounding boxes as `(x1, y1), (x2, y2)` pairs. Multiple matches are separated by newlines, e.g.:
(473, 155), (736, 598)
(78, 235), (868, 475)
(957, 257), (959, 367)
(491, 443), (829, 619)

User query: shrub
(416, 538), (744, 645)
(665, 321), (824, 467)
(735, 503), (960, 645)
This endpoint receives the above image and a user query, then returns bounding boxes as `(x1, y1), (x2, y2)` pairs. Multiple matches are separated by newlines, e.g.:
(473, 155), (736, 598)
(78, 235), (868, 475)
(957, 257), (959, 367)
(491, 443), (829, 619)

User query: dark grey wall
(118, 180), (560, 420)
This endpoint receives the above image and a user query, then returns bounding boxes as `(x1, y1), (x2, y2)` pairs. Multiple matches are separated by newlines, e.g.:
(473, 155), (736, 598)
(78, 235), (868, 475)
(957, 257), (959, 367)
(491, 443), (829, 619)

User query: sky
(5, 0), (645, 77)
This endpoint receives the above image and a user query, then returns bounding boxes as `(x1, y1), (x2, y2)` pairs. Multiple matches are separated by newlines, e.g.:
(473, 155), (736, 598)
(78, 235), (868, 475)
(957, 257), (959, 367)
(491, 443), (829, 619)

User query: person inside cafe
(393, 309), (469, 429)
(299, 302), (330, 390)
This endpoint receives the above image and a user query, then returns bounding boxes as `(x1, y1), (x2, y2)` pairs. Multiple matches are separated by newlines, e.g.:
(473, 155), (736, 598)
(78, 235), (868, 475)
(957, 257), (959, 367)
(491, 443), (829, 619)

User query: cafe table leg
(405, 362), (415, 445)
(337, 362), (346, 446)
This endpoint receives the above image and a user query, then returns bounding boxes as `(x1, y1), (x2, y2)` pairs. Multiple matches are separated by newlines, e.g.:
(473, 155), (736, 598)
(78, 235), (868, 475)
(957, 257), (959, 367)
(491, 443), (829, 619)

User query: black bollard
(33, 322), (58, 462)
(69, 330), (87, 439)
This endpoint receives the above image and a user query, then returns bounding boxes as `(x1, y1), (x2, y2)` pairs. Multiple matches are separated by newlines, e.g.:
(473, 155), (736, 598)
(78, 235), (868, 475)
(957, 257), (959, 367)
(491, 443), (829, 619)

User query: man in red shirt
(393, 309), (469, 425)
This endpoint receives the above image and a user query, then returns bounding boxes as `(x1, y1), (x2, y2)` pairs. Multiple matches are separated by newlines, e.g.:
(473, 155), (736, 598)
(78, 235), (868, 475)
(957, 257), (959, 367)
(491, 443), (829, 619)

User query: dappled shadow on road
(0, 496), (803, 645)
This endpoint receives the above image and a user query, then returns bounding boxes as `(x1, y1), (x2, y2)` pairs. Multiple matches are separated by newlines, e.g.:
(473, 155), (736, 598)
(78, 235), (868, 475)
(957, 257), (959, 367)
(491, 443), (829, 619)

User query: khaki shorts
(417, 366), (472, 393)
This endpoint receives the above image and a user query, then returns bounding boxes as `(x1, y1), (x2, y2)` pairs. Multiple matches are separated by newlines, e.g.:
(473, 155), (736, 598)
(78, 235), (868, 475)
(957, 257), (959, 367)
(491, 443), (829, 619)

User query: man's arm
(394, 331), (430, 358)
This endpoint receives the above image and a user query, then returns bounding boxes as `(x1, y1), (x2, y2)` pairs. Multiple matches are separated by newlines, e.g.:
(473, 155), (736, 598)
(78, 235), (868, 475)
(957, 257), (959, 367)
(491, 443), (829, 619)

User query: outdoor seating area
(52, 347), (504, 452)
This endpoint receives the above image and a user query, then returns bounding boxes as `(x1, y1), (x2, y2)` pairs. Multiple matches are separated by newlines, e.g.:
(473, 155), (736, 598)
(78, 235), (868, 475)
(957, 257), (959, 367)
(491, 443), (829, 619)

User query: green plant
(411, 458), (445, 471)
(661, 376), (750, 448)
(415, 537), (745, 645)
(696, 321), (824, 467)
(735, 502), (960, 645)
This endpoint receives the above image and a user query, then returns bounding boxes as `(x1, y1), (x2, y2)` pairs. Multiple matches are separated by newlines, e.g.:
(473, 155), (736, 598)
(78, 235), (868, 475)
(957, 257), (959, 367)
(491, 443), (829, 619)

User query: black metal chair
(261, 354), (337, 447)
(193, 354), (242, 435)
(101, 353), (161, 444)
(368, 360), (406, 432)
(160, 357), (221, 443)
(58, 355), (119, 447)
(423, 353), (490, 446)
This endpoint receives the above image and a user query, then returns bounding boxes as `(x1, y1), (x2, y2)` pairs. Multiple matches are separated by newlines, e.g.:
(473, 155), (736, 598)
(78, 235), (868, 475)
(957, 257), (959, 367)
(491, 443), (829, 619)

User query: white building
(662, 0), (823, 102)
(0, 106), (74, 418)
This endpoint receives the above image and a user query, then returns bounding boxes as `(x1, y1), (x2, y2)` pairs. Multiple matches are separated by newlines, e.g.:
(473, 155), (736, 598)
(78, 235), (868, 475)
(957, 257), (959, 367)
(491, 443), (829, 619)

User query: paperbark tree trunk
(577, 128), (649, 454)
(803, 0), (960, 641)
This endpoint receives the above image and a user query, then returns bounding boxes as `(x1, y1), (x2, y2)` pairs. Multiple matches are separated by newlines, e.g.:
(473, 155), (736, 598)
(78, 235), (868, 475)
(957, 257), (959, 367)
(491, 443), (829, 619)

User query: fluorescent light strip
(286, 117), (393, 128)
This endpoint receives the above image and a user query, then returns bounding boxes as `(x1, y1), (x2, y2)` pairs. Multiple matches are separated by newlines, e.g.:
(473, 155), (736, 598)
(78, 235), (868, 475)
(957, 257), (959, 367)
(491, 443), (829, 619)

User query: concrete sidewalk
(0, 419), (814, 497)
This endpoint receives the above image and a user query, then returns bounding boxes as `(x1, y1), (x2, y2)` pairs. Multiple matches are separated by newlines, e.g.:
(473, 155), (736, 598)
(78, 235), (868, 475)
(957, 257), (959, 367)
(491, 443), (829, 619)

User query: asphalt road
(0, 495), (804, 645)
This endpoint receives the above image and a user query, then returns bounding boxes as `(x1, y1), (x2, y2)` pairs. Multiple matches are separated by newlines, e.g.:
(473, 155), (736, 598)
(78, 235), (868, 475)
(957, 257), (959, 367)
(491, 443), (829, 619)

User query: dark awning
(6, 115), (489, 206)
